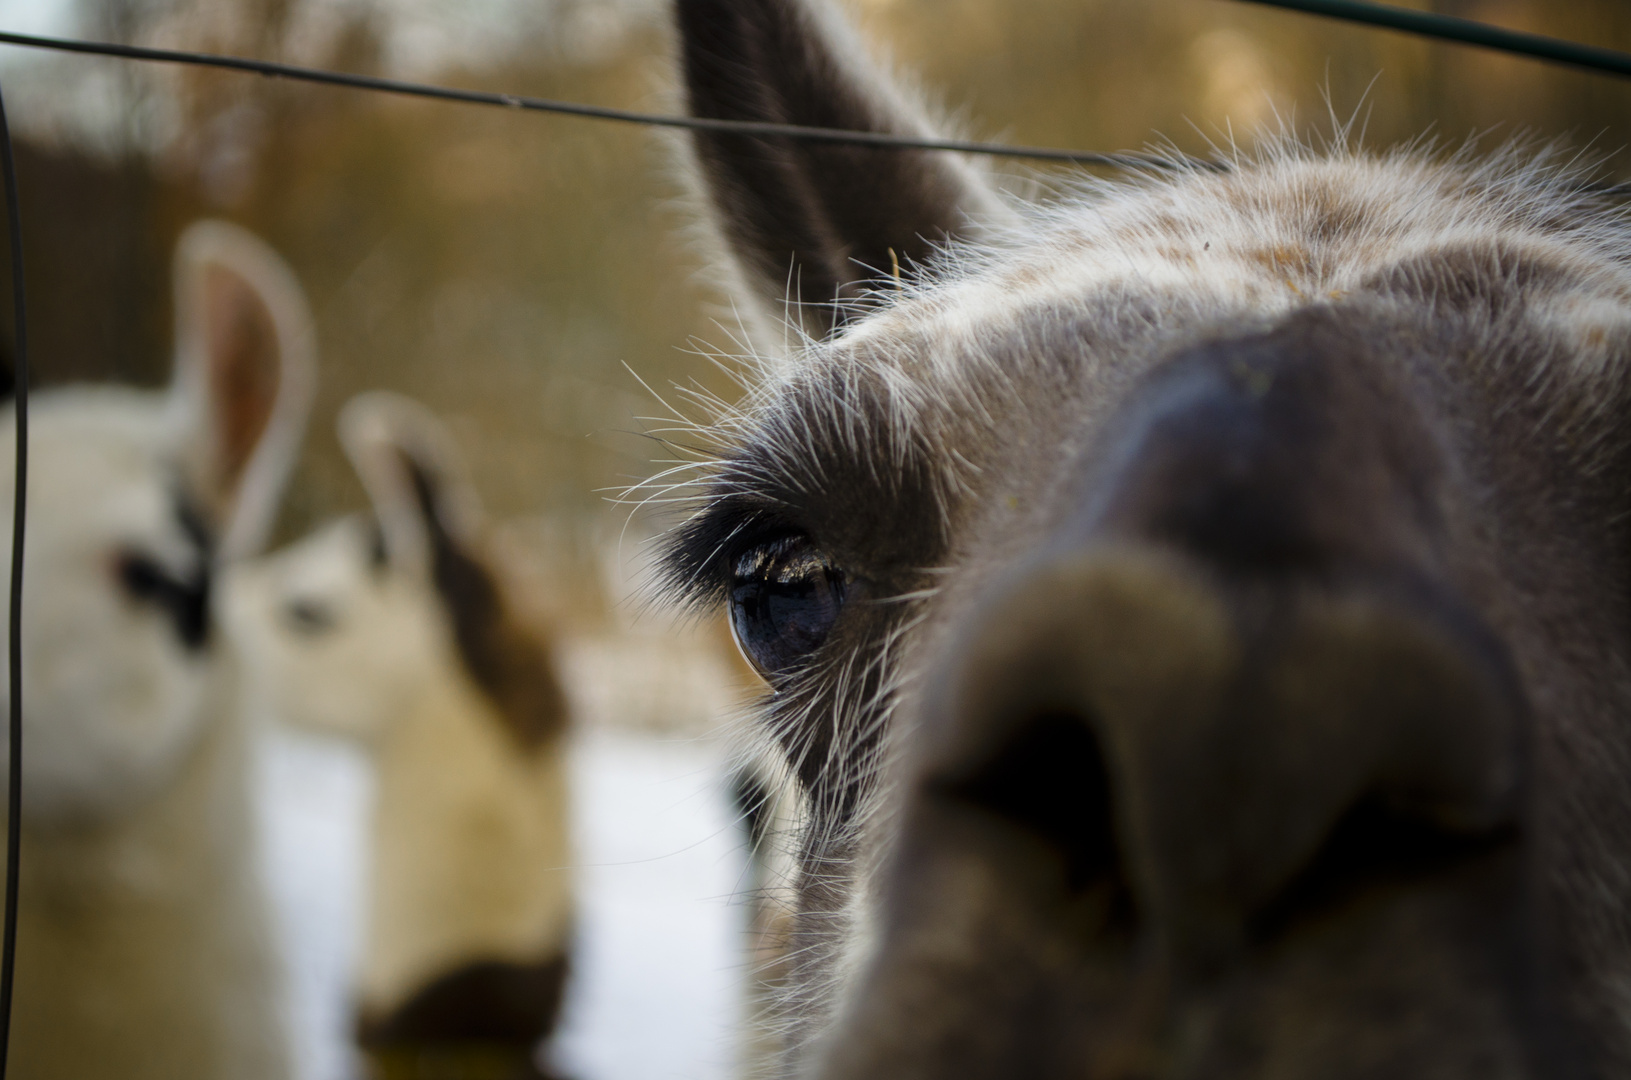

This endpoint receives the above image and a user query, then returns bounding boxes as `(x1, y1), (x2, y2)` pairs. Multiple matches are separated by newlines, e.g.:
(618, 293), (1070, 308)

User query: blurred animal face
(225, 515), (445, 743)
(0, 221), (313, 826)
(662, 1), (1631, 1076)
(2, 395), (213, 821)
(230, 387), (572, 763)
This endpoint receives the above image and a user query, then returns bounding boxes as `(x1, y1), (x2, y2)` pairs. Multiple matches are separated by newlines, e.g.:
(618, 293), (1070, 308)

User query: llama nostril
(1248, 793), (1521, 943)
(918, 546), (1524, 966)
(933, 712), (1126, 900)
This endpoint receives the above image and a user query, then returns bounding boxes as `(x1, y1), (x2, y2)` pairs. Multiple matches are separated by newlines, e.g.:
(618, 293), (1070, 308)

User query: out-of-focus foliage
(1, 0), (722, 546)
(2, 0), (1629, 564)
(853, 0), (1631, 165)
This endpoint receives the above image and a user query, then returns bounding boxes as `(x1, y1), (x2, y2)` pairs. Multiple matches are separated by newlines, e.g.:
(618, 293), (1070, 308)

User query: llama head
(662, 1), (1631, 1076)
(0, 220), (315, 824)
(226, 391), (478, 744)
(229, 391), (564, 751)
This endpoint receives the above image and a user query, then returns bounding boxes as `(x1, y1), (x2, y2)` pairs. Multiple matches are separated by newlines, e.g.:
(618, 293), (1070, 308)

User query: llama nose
(921, 547), (1525, 963)
(918, 324), (1526, 962)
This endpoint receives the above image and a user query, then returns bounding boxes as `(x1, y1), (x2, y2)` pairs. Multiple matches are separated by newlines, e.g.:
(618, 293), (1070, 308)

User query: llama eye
(283, 598), (337, 636)
(117, 551), (210, 650)
(730, 536), (848, 677)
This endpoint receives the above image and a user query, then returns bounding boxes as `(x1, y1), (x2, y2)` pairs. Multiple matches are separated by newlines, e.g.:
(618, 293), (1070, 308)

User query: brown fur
(405, 455), (569, 752)
(357, 952), (571, 1080)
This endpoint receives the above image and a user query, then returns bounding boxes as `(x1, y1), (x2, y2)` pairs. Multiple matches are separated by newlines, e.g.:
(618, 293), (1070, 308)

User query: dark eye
(730, 536), (848, 677)
(283, 598), (337, 636)
(117, 551), (211, 650)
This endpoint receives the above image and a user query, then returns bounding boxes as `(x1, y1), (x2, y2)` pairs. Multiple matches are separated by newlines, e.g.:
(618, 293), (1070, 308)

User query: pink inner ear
(203, 264), (281, 490)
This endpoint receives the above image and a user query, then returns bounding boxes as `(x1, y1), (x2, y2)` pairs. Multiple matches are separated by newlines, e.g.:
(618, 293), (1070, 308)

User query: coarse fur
(0, 220), (315, 1079)
(656, 1), (1631, 1077)
(226, 391), (574, 1077)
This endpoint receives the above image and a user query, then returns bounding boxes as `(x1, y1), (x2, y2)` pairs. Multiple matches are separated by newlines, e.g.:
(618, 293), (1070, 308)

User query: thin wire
(0, 30), (1196, 171)
(1230, 0), (1631, 79)
(0, 70), (24, 1080)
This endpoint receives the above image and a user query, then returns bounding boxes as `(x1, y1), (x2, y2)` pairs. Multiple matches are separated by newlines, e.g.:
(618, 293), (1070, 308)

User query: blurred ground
(549, 726), (747, 1080)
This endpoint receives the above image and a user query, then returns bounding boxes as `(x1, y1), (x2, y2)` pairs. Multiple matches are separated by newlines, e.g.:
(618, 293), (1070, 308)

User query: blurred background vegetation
(0, 0), (1629, 602)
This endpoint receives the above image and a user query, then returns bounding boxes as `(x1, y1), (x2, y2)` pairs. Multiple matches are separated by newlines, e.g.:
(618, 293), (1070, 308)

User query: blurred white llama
(0, 220), (315, 1079)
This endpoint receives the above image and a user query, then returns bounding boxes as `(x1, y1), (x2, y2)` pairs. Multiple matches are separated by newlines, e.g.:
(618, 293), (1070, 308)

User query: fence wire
(0, 29), (1200, 170)
(1236, 0), (1631, 79)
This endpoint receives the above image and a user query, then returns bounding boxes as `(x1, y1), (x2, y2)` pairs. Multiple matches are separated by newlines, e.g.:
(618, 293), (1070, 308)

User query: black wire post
(0, 71), (25, 1080)
(1230, 0), (1631, 79)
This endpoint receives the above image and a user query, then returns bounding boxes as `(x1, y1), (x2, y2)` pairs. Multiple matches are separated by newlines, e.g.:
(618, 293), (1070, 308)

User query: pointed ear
(171, 220), (317, 561)
(678, 0), (1006, 340)
(337, 391), (482, 579)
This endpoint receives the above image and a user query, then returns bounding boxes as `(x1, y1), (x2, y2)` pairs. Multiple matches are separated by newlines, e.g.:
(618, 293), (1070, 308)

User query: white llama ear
(170, 219), (317, 562)
(337, 390), (483, 578)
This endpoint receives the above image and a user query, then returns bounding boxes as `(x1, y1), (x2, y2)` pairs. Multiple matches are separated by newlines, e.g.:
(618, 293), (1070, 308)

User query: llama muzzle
(819, 317), (1537, 1078)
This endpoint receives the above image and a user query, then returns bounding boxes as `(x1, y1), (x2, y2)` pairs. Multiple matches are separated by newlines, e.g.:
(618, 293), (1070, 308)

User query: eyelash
(665, 507), (801, 605)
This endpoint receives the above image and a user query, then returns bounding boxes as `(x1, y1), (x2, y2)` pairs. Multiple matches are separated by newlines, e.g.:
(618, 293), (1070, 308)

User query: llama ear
(171, 220), (317, 562)
(337, 391), (482, 579)
(678, 0), (1006, 341)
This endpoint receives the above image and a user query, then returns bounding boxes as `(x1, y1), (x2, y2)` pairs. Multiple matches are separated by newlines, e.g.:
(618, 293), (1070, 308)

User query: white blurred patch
(255, 723), (374, 1080)
(549, 727), (750, 1080)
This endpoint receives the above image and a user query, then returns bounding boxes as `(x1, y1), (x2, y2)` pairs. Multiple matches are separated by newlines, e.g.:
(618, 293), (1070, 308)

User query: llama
(227, 391), (574, 1079)
(656, 1), (1631, 1076)
(0, 220), (315, 1079)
